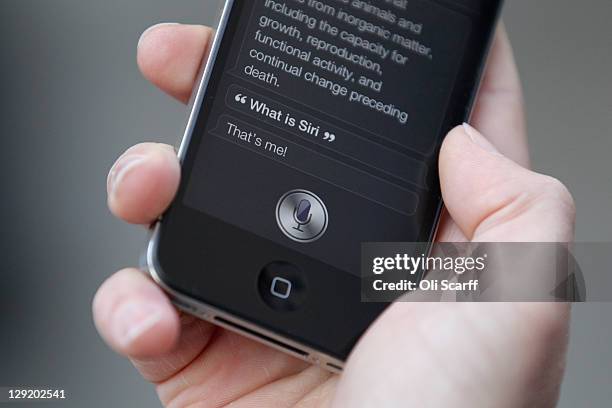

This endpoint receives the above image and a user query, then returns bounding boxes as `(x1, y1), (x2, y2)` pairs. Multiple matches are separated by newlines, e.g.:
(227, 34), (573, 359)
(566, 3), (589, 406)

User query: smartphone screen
(182, 0), (488, 273)
(155, 0), (501, 360)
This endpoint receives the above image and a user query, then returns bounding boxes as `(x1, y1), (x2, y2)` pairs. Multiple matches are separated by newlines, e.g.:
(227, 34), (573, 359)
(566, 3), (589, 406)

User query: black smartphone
(147, 0), (502, 370)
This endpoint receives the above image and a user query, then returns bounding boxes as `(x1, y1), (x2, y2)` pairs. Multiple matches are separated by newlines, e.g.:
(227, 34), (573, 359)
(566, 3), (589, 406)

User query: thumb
(330, 126), (574, 408)
(440, 124), (575, 242)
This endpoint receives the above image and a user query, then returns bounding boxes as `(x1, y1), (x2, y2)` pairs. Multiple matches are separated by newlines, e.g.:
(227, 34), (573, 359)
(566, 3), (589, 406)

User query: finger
(437, 24), (526, 244)
(224, 366), (335, 408)
(133, 313), (218, 383)
(107, 142), (180, 225)
(137, 23), (213, 103)
(471, 24), (529, 167)
(335, 302), (570, 408)
(435, 209), (469, 243)
(156, 330), (310, 407)
(440, 124), (575, 242)
(93, 268), (180, 359)
(93, 269), (220, 383)
(340, 120), (576, 406)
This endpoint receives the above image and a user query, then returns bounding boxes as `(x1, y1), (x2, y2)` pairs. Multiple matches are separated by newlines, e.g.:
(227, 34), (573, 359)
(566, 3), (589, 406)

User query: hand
(93, 23), (575, 407)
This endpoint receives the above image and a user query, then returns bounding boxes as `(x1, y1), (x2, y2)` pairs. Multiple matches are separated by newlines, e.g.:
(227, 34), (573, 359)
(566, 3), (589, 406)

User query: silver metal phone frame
(145, 0), (345, 373)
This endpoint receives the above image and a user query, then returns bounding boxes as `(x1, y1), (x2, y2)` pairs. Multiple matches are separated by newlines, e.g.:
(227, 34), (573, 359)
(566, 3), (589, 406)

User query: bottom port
(214, 316), (309, 358)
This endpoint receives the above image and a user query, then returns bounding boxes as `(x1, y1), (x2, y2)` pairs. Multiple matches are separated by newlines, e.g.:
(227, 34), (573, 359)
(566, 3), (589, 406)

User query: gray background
(0, 0), (610, 406)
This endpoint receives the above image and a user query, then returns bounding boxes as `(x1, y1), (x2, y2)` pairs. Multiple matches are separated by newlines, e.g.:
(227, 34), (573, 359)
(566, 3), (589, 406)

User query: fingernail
(114, 302), (164, 349)
(107, 155), (146, 197)
(138, 22), (180, 49)
(463, 123), (502, 156)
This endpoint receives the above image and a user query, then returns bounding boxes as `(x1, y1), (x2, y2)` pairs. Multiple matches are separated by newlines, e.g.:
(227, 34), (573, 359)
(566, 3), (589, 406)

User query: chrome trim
(146, 225), (344, 372)
(176, 0), (235, 161)
(146, 0), (344, 372)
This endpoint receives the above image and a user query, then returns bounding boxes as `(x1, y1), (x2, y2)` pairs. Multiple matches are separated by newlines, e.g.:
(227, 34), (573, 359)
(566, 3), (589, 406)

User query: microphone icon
(292, 199), (312, 232)
(276, 190), (328, 243)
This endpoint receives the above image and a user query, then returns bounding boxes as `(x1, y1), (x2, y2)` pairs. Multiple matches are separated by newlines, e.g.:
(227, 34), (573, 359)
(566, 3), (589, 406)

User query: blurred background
(0, 0), (610, 406)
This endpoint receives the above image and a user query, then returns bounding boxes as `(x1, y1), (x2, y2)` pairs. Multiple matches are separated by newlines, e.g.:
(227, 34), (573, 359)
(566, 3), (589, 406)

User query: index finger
(137, 23), (213, 104)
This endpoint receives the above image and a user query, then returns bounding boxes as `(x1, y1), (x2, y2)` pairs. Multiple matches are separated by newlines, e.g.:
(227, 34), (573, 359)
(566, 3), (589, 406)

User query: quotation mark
(323, 132), (336, 142)
(234, 93), (247, 104)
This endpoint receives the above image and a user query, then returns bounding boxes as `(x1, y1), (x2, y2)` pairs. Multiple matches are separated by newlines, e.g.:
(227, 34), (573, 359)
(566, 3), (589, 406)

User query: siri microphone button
(276, 190), (328, 243)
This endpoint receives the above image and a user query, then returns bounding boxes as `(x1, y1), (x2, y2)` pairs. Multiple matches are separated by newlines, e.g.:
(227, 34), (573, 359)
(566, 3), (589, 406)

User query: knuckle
(536, 176), (576, 218)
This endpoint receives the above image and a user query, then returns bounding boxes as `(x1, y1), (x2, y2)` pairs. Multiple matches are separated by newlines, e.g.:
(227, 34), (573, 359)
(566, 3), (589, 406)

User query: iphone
(147, 0), (502, 371)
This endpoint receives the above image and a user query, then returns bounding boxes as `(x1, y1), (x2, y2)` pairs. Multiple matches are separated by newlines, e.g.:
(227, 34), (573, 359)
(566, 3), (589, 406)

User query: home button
(258, 262), (306, 311)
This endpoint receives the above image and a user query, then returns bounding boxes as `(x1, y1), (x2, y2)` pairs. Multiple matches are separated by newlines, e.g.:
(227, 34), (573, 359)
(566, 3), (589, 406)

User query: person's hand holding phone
(93, 23), (575, 407)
